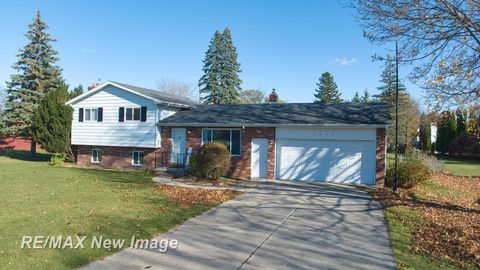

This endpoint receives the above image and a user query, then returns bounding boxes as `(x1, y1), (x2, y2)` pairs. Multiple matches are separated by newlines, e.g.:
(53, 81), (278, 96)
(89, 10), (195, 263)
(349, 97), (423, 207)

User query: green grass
(0, 150), (218, 269)
(384, 206), (465, 270)
(436, 155), (480, 177)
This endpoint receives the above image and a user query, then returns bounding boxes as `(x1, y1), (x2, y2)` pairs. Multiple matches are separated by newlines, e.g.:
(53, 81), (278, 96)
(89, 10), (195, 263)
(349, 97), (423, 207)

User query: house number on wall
(312, 131), (335, 137)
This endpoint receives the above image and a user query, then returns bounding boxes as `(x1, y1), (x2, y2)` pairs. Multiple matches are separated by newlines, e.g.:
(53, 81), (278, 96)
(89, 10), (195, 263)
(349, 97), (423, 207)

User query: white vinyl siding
(71, 85), (176, 148)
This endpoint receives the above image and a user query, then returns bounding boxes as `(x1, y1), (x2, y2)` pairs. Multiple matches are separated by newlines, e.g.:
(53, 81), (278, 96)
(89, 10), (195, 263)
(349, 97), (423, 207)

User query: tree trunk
(30, 139), (37, 158)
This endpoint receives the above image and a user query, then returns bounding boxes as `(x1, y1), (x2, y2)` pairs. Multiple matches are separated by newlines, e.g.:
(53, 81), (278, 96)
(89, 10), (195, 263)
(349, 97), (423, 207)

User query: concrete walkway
(82, 180), (395, 270)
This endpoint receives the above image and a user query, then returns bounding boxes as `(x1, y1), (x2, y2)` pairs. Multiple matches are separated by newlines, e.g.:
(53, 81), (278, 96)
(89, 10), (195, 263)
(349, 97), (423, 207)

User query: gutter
(156, 122), (390, 128)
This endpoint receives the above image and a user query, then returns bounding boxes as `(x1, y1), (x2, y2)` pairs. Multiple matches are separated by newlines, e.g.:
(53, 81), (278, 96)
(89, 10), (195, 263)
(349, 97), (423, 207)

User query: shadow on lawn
(0, 149), (51, 162)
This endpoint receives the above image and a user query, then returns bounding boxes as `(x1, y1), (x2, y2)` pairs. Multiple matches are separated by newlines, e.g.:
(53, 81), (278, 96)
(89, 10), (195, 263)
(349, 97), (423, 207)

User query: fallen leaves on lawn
(158, 184), (241, 207)
(370, 173), (480, 267)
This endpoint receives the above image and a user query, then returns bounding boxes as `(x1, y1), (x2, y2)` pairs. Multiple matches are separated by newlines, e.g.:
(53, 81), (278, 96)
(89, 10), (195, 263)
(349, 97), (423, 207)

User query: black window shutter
(79, 108), (84, 122)
(140, 106), (147, 122)
(119, 107), (124, 122)
(97, 107), (103, 122)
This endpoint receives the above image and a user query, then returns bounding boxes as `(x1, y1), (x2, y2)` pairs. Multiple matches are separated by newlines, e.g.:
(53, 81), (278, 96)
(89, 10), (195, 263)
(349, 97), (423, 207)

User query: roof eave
(157, 122), (390, 128)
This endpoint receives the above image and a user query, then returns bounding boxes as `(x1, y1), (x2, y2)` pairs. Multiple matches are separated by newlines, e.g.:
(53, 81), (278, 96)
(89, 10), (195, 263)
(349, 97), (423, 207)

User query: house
(66, 81), (199, 169)
(67, 82), (391, 185)
(159, 94), (391, 185)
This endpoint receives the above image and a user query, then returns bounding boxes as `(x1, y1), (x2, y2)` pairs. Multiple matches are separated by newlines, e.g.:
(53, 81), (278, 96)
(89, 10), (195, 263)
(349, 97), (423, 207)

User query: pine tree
(376, 58), (419, 149)
(419, 121), (432, 152)
(313, 72), (342, 104)
(456, 110), (467, 135)
(69, 84), (84, 99)
(31, 86), (73, 153)
(360, 89), (371, 102)
(351, 91), (361, 103)
(199, 28), (242, 104)
(3, 11), (64, 156)
(436, 111), (457, 154)
(220, 27), (242, 103)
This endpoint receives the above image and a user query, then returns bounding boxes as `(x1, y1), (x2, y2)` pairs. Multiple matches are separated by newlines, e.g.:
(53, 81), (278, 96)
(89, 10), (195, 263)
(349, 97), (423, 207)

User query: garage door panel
(276, 139), (375, 184)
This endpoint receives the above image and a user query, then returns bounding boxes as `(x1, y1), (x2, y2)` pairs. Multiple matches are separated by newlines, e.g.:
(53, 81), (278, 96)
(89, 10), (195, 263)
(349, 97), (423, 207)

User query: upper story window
(78, 107), (102, 122)
(85, 108), (98, 121)
(119, 107), (147, 122)
(202, 129), (241, 156)
(125, 107), (141, 121)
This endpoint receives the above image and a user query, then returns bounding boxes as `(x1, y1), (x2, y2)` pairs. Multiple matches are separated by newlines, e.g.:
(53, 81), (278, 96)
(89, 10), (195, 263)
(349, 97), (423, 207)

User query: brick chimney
(268, 88), (278, 103)
(87, 82), (100, 90)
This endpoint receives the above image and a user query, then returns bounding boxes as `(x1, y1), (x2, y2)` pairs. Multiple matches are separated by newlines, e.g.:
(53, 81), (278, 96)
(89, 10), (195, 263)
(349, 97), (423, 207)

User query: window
(85, 108), (98, 121)
(125, 107), (141, 121)
(132, 151), (144, 166)
(91, 149), (101, 163)
(202, 129), (241, 156)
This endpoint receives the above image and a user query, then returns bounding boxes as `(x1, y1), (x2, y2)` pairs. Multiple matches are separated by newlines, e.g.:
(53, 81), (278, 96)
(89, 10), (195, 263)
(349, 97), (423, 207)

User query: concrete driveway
(83, 180), (395, 270)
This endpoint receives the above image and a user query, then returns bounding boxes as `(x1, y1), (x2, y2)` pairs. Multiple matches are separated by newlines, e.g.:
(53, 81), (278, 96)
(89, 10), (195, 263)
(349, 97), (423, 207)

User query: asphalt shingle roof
(110, 81), (200, 107)
(158, 102), (392, 126)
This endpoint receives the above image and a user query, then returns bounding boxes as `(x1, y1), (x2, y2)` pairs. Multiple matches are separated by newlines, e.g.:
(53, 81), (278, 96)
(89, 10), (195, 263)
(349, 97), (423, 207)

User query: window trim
(201, 128), (241, 156)
(84, 108), (98, 122)
(91, 149), (101, 163)
(124, 107), (141, 122)
(132, 151), (144, 166)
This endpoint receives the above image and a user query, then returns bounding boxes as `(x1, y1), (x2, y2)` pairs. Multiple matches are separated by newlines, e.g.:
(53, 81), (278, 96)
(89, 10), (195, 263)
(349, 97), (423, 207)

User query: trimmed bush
(192, 142), (231, 179)
(386, 156), (432, 189)
(188, 154), (199, 176)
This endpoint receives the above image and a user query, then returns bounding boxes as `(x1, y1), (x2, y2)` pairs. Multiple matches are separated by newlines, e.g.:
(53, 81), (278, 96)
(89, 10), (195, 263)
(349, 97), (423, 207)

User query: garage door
(276, 139), (376, 184)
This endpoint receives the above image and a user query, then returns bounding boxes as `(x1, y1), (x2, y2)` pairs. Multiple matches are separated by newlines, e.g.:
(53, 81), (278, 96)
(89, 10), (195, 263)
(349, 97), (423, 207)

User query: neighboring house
(67, 82), (391, 185)
(66, 81), (198, 169)
(159, 93), (391, 185)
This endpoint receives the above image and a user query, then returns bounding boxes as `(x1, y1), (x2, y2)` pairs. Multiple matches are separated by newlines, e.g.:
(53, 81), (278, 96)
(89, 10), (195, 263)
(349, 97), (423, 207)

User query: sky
(0, 0), (422, 103)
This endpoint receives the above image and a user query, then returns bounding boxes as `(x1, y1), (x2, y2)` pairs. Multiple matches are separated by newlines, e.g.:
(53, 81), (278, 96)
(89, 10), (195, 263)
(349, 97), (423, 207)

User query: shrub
(49, 153), (66, 166)
(188, 154), (199, 176)
(386, 156), (432, 189)
(193, 142), (231, 179)
(448, 133), (480, 159)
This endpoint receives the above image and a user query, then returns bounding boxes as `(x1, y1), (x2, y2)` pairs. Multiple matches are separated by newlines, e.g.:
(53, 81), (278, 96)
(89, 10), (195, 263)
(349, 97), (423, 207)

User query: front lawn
(0, 151), (232, 269)
(436, 155), (480, 177)
(372, 173), (480, 269)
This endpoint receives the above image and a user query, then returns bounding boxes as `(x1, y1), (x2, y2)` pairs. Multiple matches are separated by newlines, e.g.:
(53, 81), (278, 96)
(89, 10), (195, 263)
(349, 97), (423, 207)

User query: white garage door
(275, 126), (377, 185)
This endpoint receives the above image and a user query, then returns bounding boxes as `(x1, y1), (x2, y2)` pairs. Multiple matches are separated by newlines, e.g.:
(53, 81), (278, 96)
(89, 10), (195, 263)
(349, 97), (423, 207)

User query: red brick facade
(75, 127), (387, 184)
(161, 127), (275, 179)
(76, 145), (159, 170)
(375, 128), (387, 186)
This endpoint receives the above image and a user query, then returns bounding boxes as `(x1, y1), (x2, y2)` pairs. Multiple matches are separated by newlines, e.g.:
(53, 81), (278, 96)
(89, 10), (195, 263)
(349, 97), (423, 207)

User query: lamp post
(393, 41), (399, 192)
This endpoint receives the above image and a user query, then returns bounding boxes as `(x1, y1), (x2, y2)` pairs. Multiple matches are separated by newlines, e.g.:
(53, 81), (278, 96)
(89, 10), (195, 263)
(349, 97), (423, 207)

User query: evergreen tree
(31, 87), (73, 153)
(456, 110), (467, 135)
(436, 111), (457, 153)
(376, 58), (419, 149)
(419, 121), (432, 152)
(351, 91), (361, 103)
(199, 28), (242, 104)
(3, 11), (64, 156)
(313, 72), (342, 104)
(360, 89), (371, 102)
(220, 28), (242, 103)
(69, 84), (84, 99)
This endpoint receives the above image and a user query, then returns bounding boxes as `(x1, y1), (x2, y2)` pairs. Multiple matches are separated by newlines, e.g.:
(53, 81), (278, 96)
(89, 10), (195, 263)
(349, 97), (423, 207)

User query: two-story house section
(66, 81), (198, 169)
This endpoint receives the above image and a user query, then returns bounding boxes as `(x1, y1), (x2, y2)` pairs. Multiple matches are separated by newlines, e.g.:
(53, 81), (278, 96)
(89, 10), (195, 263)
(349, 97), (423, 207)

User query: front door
(251, 138), (268, 178)
(171, 128), (186, 164)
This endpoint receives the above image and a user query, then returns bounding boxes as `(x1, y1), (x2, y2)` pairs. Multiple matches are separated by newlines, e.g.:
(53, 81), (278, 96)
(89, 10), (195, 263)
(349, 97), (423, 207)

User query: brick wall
(0, 136), (41, 151)
(376, 128), (387, 186)
(162, 126), (276, 179)
(76, 145), (159, 169)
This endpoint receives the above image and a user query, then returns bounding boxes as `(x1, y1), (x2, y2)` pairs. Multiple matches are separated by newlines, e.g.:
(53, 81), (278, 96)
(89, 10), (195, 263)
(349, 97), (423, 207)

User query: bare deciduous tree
(156, 78), (198, 101)
(348, 0), (480, 108)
